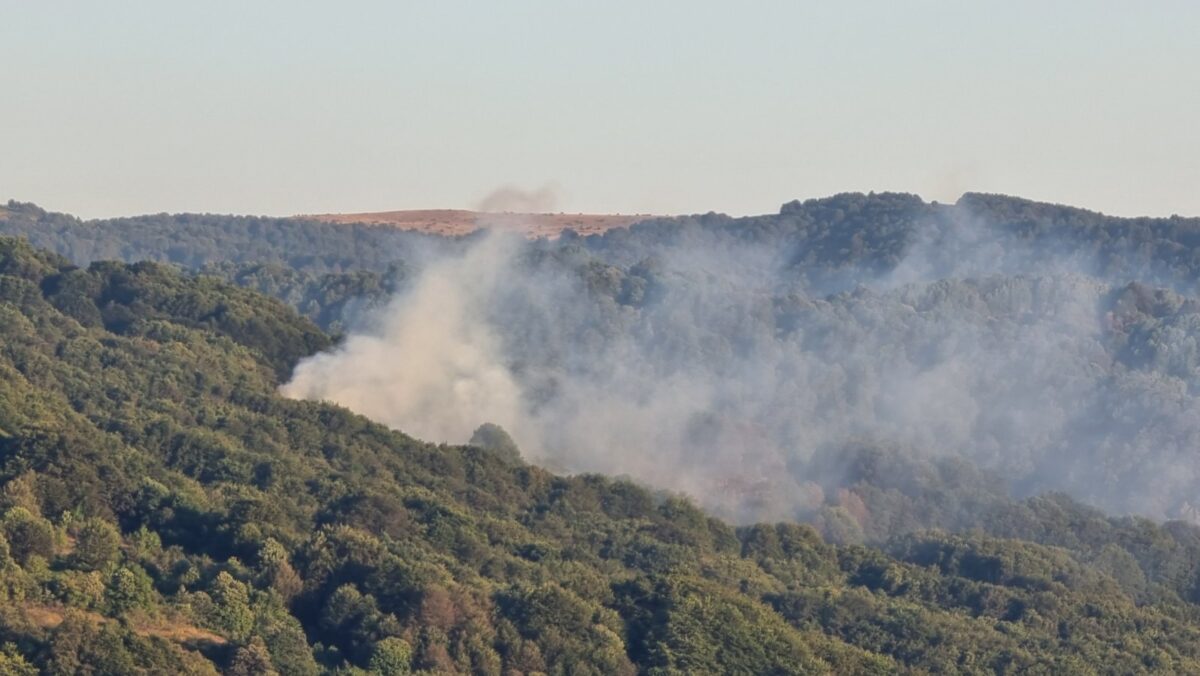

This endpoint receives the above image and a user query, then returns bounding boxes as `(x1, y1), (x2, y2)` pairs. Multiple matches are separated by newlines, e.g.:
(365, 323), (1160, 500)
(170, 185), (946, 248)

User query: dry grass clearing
(131, 617), (227, 645)
(22, 604), (226, 646)
(299, 209), (660, 239)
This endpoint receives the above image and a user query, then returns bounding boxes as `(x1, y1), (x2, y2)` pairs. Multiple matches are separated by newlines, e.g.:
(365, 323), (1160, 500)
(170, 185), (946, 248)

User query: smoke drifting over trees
(282, 235), (526, 443)
(281, 194), (1200, 525)
(11, 193), (1200, 670)
(7, 192), (1200, 527)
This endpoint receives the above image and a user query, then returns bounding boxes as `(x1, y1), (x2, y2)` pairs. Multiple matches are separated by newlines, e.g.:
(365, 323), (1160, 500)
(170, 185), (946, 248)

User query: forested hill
(4, 193), (1200, 279)
(6, 192), (1200, 333)
(0, 201), (455, 272)
(6, 234), (1200, 672)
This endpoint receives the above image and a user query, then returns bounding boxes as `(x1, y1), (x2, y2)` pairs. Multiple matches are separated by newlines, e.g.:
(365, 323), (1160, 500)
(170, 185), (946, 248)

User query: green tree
(368, 637), (412, 675)
(257, 538), (302, 600)
(105, 565), (154, 615)
(469, 423), (522, 465)
(209, 571), (256, 641)
(73, 518), (121, 571)
(1, 508), (54, 566)
(228, 637), (278, 676)
(0, 643), (36, 676)
(320, 585), (396, 661)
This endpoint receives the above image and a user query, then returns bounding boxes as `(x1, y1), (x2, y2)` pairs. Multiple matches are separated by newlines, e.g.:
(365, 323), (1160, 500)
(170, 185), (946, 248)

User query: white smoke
(475, 184), (561, 214)
(282, 232), (526, 443)
(281, 204), (1200, 524)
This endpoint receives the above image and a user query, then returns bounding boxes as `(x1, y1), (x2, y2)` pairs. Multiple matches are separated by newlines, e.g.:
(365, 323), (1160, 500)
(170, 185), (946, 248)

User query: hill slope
(4, 236), (1200, 672)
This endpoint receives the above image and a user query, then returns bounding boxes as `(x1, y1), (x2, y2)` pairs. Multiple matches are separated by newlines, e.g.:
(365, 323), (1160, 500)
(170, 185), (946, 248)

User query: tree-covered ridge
(195, 262), (407, 337)
(2, 240), (1200, 673)
(8, 193), (1200, 345)
(0, 201), (453, 273)
(6, 193), (1200, 289)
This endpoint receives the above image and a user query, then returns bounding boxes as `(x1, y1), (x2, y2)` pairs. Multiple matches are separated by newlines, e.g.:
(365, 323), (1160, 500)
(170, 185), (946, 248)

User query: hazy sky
(3, 2), (1197, 219)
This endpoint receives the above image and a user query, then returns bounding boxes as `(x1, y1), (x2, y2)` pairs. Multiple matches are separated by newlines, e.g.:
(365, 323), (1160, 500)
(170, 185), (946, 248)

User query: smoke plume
(282, 198), (1200, 525)
(282, 234), (525, 443)
(475, 184), (561, 213)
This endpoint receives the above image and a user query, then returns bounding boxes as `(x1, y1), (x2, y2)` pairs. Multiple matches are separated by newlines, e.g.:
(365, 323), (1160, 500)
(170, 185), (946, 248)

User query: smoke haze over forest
(6, 3), (1200, 672)
(11, 191), (1200, 672)
(279, 194), (1200, 524)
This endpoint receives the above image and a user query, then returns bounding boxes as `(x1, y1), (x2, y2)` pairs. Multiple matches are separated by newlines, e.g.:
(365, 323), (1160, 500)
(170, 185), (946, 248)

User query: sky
(2, 1), (1198, 219)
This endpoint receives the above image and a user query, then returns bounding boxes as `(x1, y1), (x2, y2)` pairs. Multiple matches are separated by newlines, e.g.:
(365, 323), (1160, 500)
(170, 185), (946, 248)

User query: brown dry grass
(22, 604), (106, 629)
(298, 209), (660, 239)
(22, 604), (226, 645)
(132, 618), (227, 645)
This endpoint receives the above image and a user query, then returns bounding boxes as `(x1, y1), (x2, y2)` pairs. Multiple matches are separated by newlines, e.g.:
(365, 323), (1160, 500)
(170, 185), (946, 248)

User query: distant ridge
(298, 208), (661, 239)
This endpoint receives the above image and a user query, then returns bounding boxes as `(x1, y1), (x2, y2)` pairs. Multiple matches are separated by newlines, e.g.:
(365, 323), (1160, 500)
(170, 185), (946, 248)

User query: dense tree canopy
(5, 194), (1200, 673)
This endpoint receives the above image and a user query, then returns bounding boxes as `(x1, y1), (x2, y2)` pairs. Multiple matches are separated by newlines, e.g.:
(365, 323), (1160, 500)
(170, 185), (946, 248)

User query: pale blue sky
(2, 1), (1197, 218)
